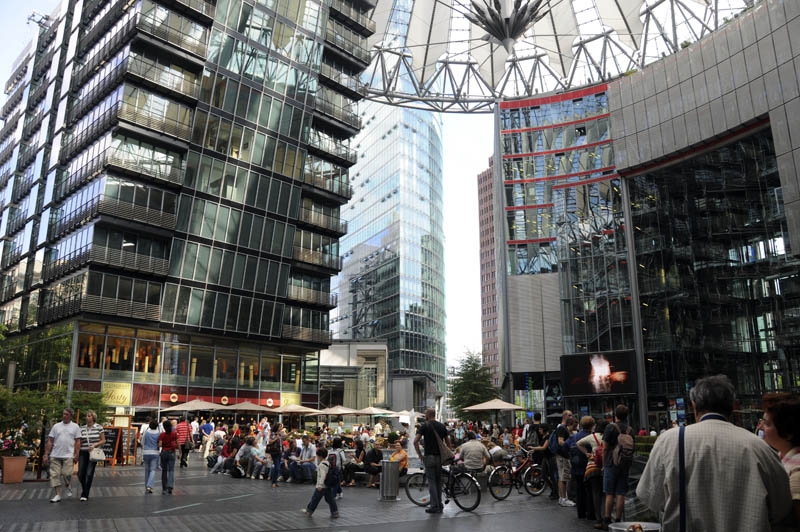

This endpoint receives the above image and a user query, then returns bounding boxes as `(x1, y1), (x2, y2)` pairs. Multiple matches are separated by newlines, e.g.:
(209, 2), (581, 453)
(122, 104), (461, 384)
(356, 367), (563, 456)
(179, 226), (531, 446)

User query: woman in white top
(78, 410), (105, 501)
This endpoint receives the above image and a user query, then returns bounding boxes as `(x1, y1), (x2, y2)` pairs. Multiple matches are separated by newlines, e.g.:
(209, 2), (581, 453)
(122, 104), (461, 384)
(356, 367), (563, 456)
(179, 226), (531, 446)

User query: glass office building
(331, 98), (446, 406)
(0, 0), (373, 418)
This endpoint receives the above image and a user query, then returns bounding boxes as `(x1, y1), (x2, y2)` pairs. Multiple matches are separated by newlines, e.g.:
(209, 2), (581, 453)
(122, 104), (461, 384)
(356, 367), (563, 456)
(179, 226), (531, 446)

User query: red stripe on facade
(502, 139), (612, 159)
(500, 113), (611, 134)
(499, 84), (609, 110)
(552, 174), (619, 189)
(505, 203), (555, 211)
(504, 166), (617, 185)
(506, 237), (557, 244)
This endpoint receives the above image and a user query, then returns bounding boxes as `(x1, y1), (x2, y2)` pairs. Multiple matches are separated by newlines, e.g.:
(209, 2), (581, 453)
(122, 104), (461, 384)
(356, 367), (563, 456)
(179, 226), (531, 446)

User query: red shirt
(159, 431), (179, 451)
(176, 422), (191, 444)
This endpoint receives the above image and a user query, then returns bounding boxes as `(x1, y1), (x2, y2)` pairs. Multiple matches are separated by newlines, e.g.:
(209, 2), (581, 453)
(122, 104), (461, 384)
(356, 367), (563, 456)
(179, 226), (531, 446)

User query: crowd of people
(31, 376), (800, 531)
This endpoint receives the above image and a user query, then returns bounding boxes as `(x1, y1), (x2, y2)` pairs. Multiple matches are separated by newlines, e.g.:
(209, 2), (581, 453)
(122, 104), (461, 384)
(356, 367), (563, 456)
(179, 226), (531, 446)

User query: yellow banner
(102, 381), (132, 406)
(281, 392), (301, 406)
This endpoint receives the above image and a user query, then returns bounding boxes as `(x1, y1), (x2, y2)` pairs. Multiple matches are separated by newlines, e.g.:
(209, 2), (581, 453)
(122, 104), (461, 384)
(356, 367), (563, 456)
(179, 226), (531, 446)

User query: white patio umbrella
(216, 401), (274, 413)
(160, 399), (222, 412)
(463, 398), (524, 424)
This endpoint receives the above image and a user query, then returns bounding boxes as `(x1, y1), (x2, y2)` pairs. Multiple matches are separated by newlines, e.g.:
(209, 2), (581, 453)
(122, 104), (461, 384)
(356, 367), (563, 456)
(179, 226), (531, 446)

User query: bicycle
(487, 447), (546, 499)
(405, 464), (482, 512)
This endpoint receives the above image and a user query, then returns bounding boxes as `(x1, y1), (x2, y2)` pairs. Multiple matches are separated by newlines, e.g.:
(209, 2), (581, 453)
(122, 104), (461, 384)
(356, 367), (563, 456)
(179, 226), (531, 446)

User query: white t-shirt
(191, 421), (199, 435)
(48, 421), (82, 459)
(374, 423), (383, 435)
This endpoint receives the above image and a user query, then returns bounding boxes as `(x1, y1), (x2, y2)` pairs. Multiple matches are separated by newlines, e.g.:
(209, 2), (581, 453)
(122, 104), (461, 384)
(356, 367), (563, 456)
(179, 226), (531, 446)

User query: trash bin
(379, 459), (400, 501)
(608, 523), (661, 532)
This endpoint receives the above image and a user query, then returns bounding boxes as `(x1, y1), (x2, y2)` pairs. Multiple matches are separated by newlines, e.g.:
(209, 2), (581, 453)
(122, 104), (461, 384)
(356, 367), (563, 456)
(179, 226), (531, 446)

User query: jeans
(160, 450), (176, 491)
(144, 454), (159, 489)
(306, 487), (338, 515)
(424, 454), (443, 510)
(179, 443), (190, 467)
(210, 456), (225, 474)
(251, 460), (268, 478)
(290, 461), (316, 481)
(269, 453), (282, 483)
(77, 451), (97, 498)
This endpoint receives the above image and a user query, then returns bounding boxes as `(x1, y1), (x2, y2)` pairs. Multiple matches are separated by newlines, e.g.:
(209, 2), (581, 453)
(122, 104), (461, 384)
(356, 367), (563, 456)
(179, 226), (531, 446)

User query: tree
(448, 351), (500, 420)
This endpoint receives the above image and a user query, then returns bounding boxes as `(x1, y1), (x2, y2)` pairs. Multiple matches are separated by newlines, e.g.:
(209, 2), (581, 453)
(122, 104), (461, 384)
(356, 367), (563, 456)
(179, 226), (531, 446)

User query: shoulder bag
(87, 426), (105, 462)
(430, 422), (455, 465)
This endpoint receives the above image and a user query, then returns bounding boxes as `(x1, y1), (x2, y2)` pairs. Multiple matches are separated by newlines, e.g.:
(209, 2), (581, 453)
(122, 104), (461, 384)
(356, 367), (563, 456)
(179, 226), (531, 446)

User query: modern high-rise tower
(0, 0), (373, 417)
(477, 156), (499, 386)
(331, 98), (445, 411)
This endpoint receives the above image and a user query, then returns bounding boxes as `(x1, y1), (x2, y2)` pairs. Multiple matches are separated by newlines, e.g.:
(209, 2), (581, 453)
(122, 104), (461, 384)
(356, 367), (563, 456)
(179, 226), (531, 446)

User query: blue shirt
(201, 423), (213, 436)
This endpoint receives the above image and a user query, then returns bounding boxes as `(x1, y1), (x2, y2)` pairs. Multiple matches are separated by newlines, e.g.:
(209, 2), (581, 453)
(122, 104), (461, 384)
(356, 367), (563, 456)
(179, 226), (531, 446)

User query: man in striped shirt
(176, 417), (192, 468)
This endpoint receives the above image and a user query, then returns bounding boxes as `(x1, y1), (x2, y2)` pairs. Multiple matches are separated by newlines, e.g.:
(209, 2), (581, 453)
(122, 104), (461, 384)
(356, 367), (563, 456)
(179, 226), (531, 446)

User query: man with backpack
(414, 408), (451, 514)
(600, 404), (635, 529)
(301, 448), (340, 518)
(549, 410), (576, 507)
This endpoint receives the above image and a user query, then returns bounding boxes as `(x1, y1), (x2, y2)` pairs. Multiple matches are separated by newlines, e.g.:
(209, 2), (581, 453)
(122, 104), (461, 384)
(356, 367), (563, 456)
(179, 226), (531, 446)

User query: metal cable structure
(361, 0), (752, 112)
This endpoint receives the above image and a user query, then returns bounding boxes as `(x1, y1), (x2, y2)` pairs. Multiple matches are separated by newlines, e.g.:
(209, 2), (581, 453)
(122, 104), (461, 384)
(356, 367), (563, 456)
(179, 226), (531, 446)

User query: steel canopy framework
(361, 0), (751, 112)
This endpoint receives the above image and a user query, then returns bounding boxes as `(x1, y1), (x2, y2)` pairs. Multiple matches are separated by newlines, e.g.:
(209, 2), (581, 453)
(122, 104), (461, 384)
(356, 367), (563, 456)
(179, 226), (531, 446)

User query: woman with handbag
(78, 410), (106, 502)
(578, 420), (608, 529)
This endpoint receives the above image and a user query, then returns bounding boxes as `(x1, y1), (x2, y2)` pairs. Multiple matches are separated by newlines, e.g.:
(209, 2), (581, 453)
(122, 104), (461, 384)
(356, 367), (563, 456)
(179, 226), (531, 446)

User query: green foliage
(387, 431), (400, 444)
(447, 351), (499, 420)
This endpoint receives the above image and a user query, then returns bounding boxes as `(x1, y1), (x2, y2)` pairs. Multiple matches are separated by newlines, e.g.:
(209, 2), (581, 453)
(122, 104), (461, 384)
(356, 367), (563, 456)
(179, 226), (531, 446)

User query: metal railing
(299, 207), (347, 235)
(50, 194), (177, 238)
(329, 0), (376, 34)
(12, 173), (37, 203)
(6, 210), (28, 236)
(319, 63), (367, 98)
(42, 243), (169, 281)
(22, 109), (45, 140)
(37, 22), (59, 54)
(170, 0), (216, 19)
(27, 80), (48, 109)
(0, 112), (21, 142)
(307, 133), (357, 165)
(63, 101), (192, 161)
(302, 172), (353, 199)
(287, 284), (338, 307)
(70, 55), (199, 124)
(0, 143), (15, 166)
(16, 142), (38, 171)
(324, 22), (371, 64)
(281, 324), (332, 344)
(292, 246), (343, 270)
(314, 97), (361, 129)
(1, 82), (26, 119)
(58, 147), (183, 201)
(39, 294), (161, 323)
(137, 13), (208, 58)
(31, 48), (56, 81)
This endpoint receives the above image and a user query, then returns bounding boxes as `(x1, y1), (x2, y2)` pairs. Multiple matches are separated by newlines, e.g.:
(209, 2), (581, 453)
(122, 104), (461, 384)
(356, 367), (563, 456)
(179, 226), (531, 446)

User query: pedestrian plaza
(0, 453), (595, 532)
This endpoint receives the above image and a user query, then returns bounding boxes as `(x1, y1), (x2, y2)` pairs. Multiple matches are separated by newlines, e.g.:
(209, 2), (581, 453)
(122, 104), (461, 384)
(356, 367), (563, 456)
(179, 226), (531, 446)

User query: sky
(0, 0), (495, 369)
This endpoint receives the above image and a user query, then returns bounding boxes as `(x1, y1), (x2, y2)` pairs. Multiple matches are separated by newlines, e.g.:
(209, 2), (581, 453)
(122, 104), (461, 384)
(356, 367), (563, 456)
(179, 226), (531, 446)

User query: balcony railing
(0, 143), (15, 166)
(27, 80), (48, 110)
(307, 133), (357, 166)
(299, 207), (347, 235)
(36, 21), (59, 54)
(31, 48), (56, 82)
(302, 173), (353, 199)
(16, 142), (38, 171)
(324, 24), (371, 65)
(287, 284), (338, 307)
(50, 194), (177, 238)
(70, 56), (199, 124)
(282, 324), (332, 344)
(22, 109), (45, 140)
(74, 16), (138, 88)
(293, 246), (342, 270)
(39, 294), (161, 323)
(80, 0), (131, 55)
(314, 97), (361, 130)
(0, 112), (21, 142)
(58, 147), (184, 201)
(1, 82), (26, 119)
(6, 210), (28, 237)
(11, 173), (37, 203)
(318, 63), (367, 99)
(166, 0), (216, 20)
(329, 0), (376, 35)
(137, 13), (208, 58)
(42, 243), (169, 282)
(62, 101), (192, 161)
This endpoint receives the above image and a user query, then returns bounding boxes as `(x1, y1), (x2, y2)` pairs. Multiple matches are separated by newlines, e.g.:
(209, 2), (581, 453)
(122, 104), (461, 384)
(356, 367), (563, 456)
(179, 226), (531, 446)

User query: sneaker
(80, 497), (88, 502)
(50, 495), (61, 503)
(301, 509), (312, 517)
(335, 493), (343, 500)
(558, 498), (576, 507)
(66, 488), (73, 498)
(331, 513), (340, 518)
(146, 487), (153, 494)
(286, 477), (293, 483)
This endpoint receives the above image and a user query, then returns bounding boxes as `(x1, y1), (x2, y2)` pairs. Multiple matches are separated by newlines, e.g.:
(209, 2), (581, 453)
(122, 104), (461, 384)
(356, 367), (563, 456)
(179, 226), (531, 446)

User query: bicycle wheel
(523, 465), (547, 496)
(487, 465), (513, 500)
(451, 472), (481, 512)
(405, 472), (430, 506)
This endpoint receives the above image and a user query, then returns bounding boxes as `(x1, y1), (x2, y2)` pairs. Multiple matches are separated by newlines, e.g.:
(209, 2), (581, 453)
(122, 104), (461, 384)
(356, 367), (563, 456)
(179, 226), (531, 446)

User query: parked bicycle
(487, 447), (547, 499)
(405, 464), (482, 512)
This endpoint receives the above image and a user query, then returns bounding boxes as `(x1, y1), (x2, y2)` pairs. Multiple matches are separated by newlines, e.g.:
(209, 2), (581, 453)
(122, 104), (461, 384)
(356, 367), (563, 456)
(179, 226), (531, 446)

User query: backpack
(206, 455), (217, 468)
(568, 434), (588, 472)
(611, 423), (634, 468)
(230, 464), (246, 478)
(324, 455), (342, 488)
(547, 426), (561, 455)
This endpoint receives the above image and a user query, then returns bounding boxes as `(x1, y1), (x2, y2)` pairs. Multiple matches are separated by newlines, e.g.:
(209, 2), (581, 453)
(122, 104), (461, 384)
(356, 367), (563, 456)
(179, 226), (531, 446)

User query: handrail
(0, 112), (21, 142)
(302, 172), (353, 199)
(307, 132), (357, 164)
(329, 0), (376, 34)
(50, 193), (177, 238)
(282, 324), (332, 343)
(287, 283), (338, 307)
(42, 242), (169, 281)
(1, 82), (26, 119)
(314, 96), (361, 129)
(292, 246), (342, 270)
(325, 20), (371, 64)
(172, 0), (216, 18)
(136, 13), (208, 58)
(319, 62), (367, 97)
(299, 207), (347, 234)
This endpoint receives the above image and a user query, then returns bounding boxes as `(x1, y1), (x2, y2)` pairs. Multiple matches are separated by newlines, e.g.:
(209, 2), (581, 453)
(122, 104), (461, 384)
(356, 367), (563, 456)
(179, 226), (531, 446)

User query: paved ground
(0, 453), (598, 531)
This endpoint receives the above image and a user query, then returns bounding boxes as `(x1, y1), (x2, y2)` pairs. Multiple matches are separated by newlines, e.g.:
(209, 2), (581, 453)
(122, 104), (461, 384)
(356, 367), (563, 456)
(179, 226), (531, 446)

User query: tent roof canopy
(463, 398), (524, 412)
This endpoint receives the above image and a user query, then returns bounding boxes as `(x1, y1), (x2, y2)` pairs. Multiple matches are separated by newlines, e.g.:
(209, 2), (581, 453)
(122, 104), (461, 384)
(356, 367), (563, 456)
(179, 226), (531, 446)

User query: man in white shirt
(637, 375), (791, 531)
(191, 417), (200, 448)
(43, 408), (82, 503)
(374, 422), (383, 437)
(290, 435), (317, 483)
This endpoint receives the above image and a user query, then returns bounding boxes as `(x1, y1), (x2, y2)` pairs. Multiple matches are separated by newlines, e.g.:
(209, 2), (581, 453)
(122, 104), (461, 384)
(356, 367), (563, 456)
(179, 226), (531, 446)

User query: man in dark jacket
(414, 409), (451, 514)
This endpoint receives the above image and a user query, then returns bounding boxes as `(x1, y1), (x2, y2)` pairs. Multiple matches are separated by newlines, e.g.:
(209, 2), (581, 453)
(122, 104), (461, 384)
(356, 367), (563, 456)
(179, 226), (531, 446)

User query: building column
(620, 177), (648, 429)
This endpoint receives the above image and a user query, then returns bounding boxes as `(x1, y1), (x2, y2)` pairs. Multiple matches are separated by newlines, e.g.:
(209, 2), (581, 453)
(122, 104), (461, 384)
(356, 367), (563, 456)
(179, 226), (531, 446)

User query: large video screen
(561, 352), (636, 396)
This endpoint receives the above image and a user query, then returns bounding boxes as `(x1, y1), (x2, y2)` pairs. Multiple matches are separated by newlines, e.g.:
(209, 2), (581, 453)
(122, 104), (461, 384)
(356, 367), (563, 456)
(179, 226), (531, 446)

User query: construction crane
(27, 11), (52, 29)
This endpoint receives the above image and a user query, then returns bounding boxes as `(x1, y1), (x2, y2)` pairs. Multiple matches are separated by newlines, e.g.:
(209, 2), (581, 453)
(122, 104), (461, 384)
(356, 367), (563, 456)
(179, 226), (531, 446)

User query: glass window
(239, 350), (259, 388)
(281, 354), (300, 392)
(162, 343), (189, 385)
(189, 345), (214, 386)
(134, 339), (161, 383)
(76, 333), (104, 379)
(260, 353), (280, 390)
(104, 336), (135, 381)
